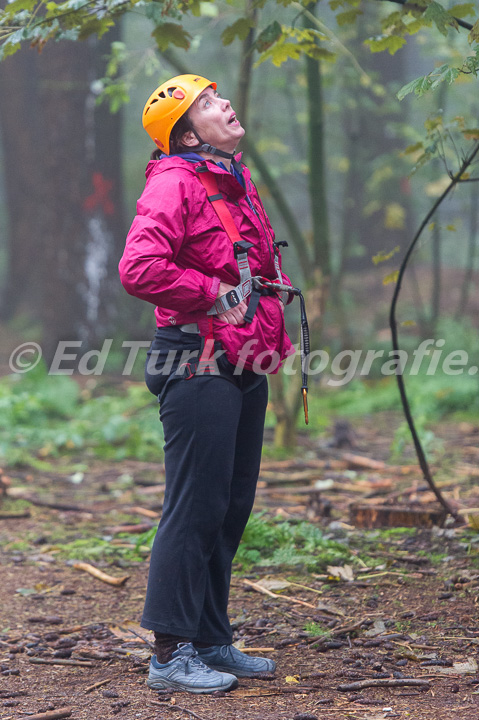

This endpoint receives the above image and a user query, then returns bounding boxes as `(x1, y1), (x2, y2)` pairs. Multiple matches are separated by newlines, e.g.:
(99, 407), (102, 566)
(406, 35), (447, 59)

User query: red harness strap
(193, 170), (244, 374)
(196, 170), (242, 245)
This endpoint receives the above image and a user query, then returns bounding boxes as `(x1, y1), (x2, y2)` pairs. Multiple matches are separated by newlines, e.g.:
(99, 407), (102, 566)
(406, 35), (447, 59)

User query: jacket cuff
(206, 276), (221, 305)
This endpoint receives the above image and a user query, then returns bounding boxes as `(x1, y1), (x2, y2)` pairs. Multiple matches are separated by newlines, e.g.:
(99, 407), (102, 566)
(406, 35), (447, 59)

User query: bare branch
(389, 141), (479, 522)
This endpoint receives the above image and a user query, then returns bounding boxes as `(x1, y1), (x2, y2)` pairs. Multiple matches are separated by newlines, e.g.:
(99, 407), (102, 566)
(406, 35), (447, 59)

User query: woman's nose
(221, 97), (231, 111)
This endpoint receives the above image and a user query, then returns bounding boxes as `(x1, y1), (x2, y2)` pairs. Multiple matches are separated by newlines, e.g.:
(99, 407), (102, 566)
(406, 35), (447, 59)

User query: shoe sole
(204, 663), (276, 678)
(146, 676), (239, 694)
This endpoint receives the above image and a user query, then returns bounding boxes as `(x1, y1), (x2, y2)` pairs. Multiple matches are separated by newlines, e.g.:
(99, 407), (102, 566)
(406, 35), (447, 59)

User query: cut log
(349, 503), (447, 529)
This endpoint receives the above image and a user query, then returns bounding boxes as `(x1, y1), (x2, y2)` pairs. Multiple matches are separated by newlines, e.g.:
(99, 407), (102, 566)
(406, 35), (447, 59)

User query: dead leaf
(254, 578), (291, 592)
(285, 675), (300, 684)
(365, 619), (387, 637)
(108, 620), (146, 641)
(316, 601), (345, 617)
(327, 565), (354, 582)
(434, 658), (478, 675)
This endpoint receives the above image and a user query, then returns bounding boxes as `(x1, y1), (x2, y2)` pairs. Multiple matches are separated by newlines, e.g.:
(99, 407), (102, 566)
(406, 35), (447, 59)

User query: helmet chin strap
(197, 143), (236, 160)
(189, 123), (236, 160)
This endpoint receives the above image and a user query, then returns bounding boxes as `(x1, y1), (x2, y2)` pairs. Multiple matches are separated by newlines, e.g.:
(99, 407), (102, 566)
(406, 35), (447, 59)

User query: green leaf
(448, 3), (476, 19)
(222, 17), (255, 46)
(257, 40), (301, 67)
(463, 128), (479, 139)
(78, 17), (114, 41)
(329, 0), (359, 9)
(469, 18), (479, 43)
(397, 74), (432, 100)
(2, 0), (36, 12)
(424, 0), (458, 36)
(152, 23), (191, 52)
(302, 45), (336, 62)
(372, 246), (400, 265)
(402, 141), (424, 155)
(383, 270), (399, 285)
(254, 20), (282, 53)
(365, 34), (407, 55)
(429, 64), (460, 89)
(336, 7), (362, 26)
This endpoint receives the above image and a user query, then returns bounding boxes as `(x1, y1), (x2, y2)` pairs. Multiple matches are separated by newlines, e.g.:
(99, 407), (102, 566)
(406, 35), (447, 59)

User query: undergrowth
(1, 315), (479, 470)
(0, 362), (162, 466)
(134, 512), (354, 573)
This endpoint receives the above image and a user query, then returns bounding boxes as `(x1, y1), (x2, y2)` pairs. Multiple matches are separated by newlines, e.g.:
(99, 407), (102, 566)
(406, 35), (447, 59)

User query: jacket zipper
(245, 193), (273, 264)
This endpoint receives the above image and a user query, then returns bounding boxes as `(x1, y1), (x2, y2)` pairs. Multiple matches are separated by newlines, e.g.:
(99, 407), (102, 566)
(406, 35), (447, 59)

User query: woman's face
(185, 87), (245, 152)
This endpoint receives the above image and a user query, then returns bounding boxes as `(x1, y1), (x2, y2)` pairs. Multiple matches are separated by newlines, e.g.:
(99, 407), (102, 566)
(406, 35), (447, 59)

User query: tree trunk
(0, 35), (125, 362)
(455, 182), (479, 318)
(0, 50), (44, 319)
(236, 0), (256, 132)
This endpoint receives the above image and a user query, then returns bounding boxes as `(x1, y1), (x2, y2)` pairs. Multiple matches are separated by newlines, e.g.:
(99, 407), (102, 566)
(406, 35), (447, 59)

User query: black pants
(141, 328), (268, 645)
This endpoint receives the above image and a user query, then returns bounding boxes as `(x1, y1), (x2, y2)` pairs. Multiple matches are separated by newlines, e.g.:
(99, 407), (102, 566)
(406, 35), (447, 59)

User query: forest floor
(1, 413), (479, 720)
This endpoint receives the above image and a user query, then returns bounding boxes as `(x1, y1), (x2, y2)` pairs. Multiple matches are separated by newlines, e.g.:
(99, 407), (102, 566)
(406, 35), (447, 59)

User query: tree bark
(0, 35), (125, 362)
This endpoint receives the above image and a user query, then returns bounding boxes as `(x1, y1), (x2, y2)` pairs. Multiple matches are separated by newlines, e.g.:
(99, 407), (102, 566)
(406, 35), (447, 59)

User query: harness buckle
(233, 240), (254, 258)
(179, 362), (196, 380)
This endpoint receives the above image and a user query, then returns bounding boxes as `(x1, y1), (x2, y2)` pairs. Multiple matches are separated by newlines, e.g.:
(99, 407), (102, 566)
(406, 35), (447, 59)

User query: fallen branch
(164, 705), (212, 720)
(28, 657), (95, 668)
(242, 579), (316, 609)
(85, 679), (112, 693)
(126, 627), (155, 650)
(56, 625), (85, 635)
(240, 646), (275, 653)
(110, 523), (154, 535)
(8, 492), (90, 513)
(0, 511), (31, 519)
(337, 678), (430, 691)
(306, 618), (369, 645)
(17, 708), (72, 720)
(129, 506), (160, 518)
(73, 562), (129, 587)
(231, 687), (315, 697)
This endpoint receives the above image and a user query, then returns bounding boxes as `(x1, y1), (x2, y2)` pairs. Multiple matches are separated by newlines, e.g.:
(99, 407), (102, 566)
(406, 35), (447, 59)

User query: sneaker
(147, 642), (238, 694)
(196, 644), (276, 678)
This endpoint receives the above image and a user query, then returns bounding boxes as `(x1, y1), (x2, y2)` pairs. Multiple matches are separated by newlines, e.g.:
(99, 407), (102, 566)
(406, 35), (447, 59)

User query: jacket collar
(145, 152), (250, 196)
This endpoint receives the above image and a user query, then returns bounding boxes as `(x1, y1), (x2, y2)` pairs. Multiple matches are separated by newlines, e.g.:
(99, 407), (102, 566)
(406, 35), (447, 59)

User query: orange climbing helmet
(142, 74), (217, 154)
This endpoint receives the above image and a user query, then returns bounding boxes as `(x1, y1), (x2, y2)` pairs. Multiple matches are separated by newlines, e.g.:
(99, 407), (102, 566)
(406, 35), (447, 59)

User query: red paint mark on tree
(83, 173), (115, 215)
(400, 177), (411, 195)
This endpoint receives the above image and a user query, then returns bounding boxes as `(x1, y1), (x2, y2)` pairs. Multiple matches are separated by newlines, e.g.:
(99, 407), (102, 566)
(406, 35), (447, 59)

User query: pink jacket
(119, 154), (293, 364)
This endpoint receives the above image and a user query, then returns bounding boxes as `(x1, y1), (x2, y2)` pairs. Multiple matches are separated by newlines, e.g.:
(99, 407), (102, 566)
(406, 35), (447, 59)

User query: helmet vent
(167, 86), (177, 97)
(158, 91), (165, 98)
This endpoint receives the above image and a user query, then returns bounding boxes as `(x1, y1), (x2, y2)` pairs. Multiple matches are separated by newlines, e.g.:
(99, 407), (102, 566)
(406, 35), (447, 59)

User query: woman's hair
(150, 110), (197, 160)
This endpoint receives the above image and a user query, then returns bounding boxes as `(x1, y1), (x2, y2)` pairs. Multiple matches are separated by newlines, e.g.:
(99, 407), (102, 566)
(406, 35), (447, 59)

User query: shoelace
(174, 644), (211, 675)
(218, 644), (236, 661)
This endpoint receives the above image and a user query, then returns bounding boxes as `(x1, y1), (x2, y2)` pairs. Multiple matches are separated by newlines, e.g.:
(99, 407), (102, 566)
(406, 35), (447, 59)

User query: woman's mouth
(228, 113), (240, 125)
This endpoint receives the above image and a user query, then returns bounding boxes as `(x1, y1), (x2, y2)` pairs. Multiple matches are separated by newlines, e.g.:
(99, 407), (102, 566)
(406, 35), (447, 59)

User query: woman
(119, 74), (294, 694)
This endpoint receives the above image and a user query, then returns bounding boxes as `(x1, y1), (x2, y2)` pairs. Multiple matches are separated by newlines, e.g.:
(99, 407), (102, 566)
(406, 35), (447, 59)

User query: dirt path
(1, 419), (479, 719)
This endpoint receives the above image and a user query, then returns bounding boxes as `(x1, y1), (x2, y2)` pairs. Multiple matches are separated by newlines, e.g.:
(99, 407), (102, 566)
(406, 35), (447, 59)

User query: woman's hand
(216, 282), (248, 325)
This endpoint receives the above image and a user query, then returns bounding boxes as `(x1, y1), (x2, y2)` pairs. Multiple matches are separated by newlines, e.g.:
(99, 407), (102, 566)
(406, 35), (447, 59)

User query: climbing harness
(181, 167), (310, 424)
